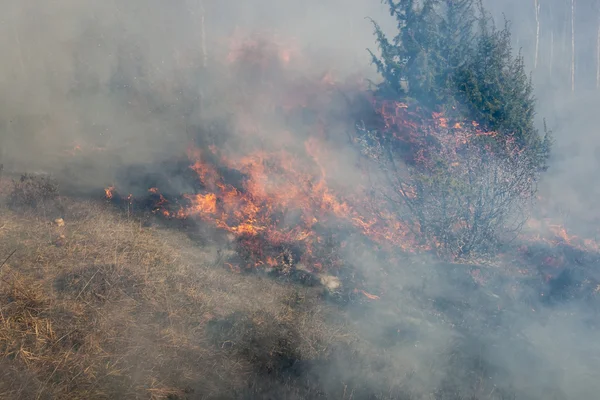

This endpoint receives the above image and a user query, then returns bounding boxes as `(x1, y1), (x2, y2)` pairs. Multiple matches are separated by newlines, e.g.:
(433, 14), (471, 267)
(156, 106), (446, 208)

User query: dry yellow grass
(0, 180), (356, 399)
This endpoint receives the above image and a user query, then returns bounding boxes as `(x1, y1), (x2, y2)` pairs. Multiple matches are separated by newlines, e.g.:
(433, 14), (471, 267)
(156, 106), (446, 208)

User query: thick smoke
(1, 1), (599, 399)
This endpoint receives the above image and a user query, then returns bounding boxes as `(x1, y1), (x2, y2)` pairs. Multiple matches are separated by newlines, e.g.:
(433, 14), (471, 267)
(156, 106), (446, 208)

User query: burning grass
(4, 159), (600, 399)
(4, 173), (573, 399)
(0, 182), (362, 399)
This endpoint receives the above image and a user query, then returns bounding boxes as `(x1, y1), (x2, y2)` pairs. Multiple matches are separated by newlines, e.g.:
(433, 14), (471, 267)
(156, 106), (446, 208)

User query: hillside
(0, 178), (359, 399)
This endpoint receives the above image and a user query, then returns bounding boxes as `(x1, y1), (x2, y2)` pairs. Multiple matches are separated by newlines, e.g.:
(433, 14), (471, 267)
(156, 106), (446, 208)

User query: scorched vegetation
(360, 0), (552, 258)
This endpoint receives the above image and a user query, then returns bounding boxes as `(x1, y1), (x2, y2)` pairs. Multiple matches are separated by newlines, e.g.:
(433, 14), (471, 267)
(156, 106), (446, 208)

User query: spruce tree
(370, 0), (552, 163)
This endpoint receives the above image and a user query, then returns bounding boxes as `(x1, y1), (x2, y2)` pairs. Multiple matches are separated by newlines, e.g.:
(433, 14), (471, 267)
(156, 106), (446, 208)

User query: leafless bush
(8, 173), (59, 210)
(357, 105), (541, 259)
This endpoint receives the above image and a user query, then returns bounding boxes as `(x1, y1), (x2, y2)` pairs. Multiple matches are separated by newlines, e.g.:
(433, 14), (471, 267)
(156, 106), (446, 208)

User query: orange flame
(105, 186), (115, 199)
(354, 289), (381, 300)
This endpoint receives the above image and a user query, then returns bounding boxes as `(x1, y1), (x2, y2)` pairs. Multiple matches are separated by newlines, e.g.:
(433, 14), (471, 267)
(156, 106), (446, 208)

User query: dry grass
(0, 178), (356, 399)
(0, 174), (527, 399)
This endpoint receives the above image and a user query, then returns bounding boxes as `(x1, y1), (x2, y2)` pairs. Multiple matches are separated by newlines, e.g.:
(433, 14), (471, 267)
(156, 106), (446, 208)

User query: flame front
(101, 32), (599, 276)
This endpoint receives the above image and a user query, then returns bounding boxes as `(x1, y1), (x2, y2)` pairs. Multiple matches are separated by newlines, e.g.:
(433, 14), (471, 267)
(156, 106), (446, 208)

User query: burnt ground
(0, 173), (599, 399)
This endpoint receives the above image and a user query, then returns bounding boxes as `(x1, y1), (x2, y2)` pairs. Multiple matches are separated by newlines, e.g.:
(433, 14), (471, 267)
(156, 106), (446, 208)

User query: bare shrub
(8, 173), (59, 210)
(357, 104), (543, 259)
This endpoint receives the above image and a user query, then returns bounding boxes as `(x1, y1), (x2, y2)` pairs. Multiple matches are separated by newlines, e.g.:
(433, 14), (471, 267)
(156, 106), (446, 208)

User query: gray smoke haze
(1, 1), (599, 399)
(0, 0), (390, 174)
(483, 0), (600, 234)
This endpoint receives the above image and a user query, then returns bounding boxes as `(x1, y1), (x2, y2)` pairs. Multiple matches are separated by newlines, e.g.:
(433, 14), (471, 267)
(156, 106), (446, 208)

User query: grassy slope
(0, 179), (359, 399)
(1, 174), (572, 400)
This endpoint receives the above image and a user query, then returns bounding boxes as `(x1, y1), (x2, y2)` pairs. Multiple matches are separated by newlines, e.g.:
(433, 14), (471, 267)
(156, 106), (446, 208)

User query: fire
(279, 48), (292, 64)
(166, 139), (425, 267)
(183, 193), (217, 215)
(104, 31), (591, 278)
(139, 65), (466, 267)
(64, 143), (83, 156)
(105, 186), (115, 200)
(354, 289), (381, 300)
(149, 188), (169, 213)
(524, 216), (598, 252)
(73, 28), (596, 316)
(548, 224), (573, 245)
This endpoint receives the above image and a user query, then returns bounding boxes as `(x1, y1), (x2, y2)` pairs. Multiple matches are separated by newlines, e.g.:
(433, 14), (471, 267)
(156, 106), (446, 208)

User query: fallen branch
(0, 249), (17, 272)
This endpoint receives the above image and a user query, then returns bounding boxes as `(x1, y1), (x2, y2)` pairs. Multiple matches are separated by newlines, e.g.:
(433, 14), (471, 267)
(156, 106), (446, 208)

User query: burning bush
(358, 105), (542, 258)
(361, 0), (552, 259)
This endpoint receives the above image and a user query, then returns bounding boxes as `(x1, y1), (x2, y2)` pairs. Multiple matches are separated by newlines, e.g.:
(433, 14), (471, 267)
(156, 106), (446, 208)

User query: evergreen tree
(370, 0), (552, 163)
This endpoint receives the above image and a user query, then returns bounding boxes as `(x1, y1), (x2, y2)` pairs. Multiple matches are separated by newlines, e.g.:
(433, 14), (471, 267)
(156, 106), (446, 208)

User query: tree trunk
(571, 0), (576, 93)
(534, 0), (540, 69)
(200, 0), (208, 69)
(550, 30), (554, 77)
(597, 11), (600, 89)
